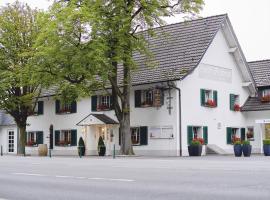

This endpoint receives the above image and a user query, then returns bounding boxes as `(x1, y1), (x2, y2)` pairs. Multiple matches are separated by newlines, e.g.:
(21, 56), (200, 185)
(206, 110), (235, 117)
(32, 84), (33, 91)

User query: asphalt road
(0, 155), (270, 200)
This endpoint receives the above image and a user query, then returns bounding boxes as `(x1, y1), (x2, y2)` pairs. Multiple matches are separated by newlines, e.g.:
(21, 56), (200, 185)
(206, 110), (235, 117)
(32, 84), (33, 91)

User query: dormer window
(230, 94), (240, 111)
(200, 89), (217, 108)
(261, 89), (270, 102)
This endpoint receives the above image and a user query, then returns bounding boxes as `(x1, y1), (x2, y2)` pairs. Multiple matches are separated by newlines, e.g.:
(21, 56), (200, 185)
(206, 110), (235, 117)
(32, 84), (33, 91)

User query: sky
(0, 0), (270, 61)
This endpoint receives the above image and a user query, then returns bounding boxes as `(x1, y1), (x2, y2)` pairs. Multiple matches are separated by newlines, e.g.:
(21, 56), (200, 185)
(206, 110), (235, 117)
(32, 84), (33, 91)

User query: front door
(265, 124), (270, 139)
(8, 130), (15, 153)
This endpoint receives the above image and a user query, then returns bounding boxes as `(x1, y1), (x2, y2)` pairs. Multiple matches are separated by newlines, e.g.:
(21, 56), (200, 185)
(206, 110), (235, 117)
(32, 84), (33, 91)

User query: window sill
(202, 105), (217, 108)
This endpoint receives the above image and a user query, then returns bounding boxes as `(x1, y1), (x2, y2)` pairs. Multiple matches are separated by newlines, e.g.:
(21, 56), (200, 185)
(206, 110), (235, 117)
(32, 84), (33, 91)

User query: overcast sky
(1, 0), (270, 61)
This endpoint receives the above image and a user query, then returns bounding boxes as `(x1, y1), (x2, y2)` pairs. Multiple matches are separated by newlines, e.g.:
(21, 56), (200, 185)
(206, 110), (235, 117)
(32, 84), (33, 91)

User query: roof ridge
(138, 13), (227, 34)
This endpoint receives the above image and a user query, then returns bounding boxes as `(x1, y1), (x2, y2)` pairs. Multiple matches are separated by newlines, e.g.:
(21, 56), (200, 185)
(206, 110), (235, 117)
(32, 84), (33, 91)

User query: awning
(76, 113), (118, 126)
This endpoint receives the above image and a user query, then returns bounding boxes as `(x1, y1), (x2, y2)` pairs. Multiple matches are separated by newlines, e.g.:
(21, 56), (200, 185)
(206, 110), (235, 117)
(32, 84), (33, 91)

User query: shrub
(263, 139), (270, 145)
(78, 137), (85, 156)
(234, 141), (241, 145)
(192, 138), (204, 145)
(98, 136), (105, 148)
(191, 140), (201, 146)
(242, 140), (250, 145)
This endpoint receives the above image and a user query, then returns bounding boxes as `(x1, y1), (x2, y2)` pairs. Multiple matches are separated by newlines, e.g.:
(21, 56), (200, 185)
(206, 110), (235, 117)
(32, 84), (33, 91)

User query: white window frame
(60, 130), (72, 145)
(262, 89), (270, 97)
(246, 127), (254, 141)
(98, 95), (111, 109)
(192, 126), (203, 139)
(205, 90), (214, 102)
(141, 90), (154, 106)
(60, 102), (72, 113)
(131, 127), (140, 145)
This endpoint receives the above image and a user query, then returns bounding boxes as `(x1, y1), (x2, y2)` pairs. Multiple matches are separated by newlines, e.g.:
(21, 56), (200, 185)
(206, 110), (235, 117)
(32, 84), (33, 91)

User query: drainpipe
(167, 81), (182, 157)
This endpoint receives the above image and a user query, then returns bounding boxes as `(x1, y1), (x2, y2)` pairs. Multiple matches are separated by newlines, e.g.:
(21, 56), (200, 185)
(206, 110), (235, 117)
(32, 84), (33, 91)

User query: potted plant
(188, 138), (204, 156)
(242, 140), (252, 157)
(97, 136), (106, 156)
(233, 140), (242, 157)
(263, 139), (270, 156)
(78, 137), (85, 156)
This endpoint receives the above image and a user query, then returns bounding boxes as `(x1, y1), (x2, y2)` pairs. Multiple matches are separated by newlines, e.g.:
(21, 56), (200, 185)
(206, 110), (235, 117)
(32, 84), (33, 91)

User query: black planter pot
(263, 144), (270, 156)
(234, 144), (242, 157)
(188, 145), (202, 156)
(242, 144), (252, 157)
(98, 146), (106, 156)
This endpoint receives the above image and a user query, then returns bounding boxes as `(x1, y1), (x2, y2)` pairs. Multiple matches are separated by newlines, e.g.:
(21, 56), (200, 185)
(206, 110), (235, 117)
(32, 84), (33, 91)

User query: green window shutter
(200, 89), (205, 106)
(37, 101), (44, 115)
(226, 127), (232, 144)
(36, 132), (43, 144)
(140, 126), (148, 145)
(110, 95), (113, 110)
(213, 90), (218, 107)
(55, 130), (60, 145)
(71, 130), (77, 146)
(230, 94), (235, 111)
(71, 101), (77, 113)
(134, 90), (141, 107)
(91, 96), (97, 111)
(187, 126), (193, 145)
(203, 126), (208, 145)
(55, 100), (60, 114)
(241, 128), (245, 141)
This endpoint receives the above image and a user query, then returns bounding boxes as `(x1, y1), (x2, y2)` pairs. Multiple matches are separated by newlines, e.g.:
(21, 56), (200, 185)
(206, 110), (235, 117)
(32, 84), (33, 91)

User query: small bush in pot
(78, 137), (86, 156)
(263, 139), (270, 156)
(97, 136), (106, 156)
(188, 138), (203, 156)
(233, 141), (242, 157)
(242, 140), (252, 157)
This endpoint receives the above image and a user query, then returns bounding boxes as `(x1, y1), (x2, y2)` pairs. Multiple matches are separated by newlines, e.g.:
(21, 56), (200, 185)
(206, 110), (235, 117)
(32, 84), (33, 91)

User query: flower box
(234, 104), (241, 111)
(261, 95), (270, 102)
(97, 104), (110, 111)
(27, 141), (37, 147)
(58, 140), (71, 146)
(206, 99), (216, 107)
(58, 108), (71, 114)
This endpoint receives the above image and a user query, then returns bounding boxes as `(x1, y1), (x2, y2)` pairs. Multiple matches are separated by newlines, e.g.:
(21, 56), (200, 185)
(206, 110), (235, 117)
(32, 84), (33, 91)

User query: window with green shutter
(230, 94), (240, 111)
(203, 126), (208, 144)
(241, 128), (245, 141)
(201, 89), (217, 108)
(226, 127), (232, 144)
(26, 131), (43, 146)
(55, 100), (76, 114)
(55, 130), (77, 146)
(37, 101), (44, 115)
(187, 126), (193, 145)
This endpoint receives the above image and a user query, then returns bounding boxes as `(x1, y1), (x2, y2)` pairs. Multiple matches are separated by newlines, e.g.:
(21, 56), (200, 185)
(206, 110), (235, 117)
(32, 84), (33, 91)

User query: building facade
(0, 14), (269, 156)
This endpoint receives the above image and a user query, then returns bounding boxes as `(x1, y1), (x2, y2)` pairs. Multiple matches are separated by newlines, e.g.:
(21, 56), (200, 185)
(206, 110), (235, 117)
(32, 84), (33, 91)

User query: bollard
(113, 144), (116, 159)
(79, 147), (82, 158)
(49, 149), (51, 158)
(1, 145), (3, 156)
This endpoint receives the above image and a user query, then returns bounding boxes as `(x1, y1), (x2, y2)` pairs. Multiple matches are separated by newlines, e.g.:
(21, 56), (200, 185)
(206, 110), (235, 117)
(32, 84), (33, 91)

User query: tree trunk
(120, 99), (134, 155)
(17, 125), (26, 155)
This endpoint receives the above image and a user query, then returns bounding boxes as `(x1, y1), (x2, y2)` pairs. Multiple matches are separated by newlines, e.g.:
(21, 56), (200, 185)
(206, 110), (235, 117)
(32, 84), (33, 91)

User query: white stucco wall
(179, 29), (252, 155)
(26, 83), (179, 156)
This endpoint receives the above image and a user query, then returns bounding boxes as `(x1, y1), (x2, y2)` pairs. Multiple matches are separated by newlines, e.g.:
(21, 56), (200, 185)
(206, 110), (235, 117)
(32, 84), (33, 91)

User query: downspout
(167, 81), (182, 156)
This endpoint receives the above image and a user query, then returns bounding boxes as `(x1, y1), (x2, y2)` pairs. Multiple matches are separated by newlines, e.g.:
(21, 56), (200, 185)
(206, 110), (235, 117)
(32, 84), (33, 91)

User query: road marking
(13, 173), (46, 177)
(12, 173), (135, 182)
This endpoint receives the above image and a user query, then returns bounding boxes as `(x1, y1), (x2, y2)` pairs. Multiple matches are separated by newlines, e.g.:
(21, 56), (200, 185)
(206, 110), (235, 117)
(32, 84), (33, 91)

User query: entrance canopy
(76, 114), (118, 126)
(255, 119), (270, 124)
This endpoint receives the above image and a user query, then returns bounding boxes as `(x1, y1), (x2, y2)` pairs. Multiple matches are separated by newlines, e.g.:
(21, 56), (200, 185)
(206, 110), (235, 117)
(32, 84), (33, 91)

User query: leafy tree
(0, 1), (43, 155)
(89, 0), (204, 154)
(36, 0), (204, 155)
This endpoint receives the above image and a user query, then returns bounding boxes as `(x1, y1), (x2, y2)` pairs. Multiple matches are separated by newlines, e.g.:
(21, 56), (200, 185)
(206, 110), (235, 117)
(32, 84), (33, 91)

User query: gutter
(167, 81), (182, 157)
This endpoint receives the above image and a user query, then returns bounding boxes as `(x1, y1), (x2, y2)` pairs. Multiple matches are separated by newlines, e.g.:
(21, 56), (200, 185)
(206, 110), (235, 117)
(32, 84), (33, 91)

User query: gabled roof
(76, 113), (118, 126)
(248, 60), (270, 87)
(0, 110), (15, 126)
(241, 97), (270, 112)
(125, 14), (227, 85)
(40, 14), (227, 97)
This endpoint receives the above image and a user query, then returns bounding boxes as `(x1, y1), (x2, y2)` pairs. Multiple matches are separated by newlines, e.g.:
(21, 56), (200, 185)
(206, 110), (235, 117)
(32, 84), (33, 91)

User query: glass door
(8, 130), (15, 153)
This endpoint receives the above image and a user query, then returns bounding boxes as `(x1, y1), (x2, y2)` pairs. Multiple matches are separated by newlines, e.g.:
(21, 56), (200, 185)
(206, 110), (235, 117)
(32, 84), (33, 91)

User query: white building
(0, 14), (269, 156)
